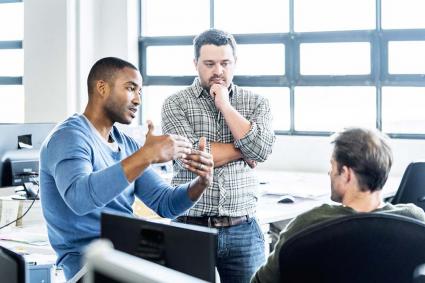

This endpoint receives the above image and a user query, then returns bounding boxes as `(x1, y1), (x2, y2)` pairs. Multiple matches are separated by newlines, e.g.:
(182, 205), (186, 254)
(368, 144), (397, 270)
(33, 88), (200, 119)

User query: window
(139, 0), (425, 138)
(382, 0), (425, 29)
(300, 42), (370, 75)
(236, 44), (285, 76)
(140, 0), (209, 36)
(294, 0), (374, 32)
(244, 87), (290, 131)
(214, 0), (289, 34)
(382, 87), (425, 134)
(295, 87), (375, 132)
(0, 0), (24, 123)
(388, 41), (425, 74)
(146, 46), (195, 76)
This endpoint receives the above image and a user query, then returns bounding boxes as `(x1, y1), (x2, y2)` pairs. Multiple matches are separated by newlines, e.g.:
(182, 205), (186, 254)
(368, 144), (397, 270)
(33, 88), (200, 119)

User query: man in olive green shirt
(252, 127), (425, 283)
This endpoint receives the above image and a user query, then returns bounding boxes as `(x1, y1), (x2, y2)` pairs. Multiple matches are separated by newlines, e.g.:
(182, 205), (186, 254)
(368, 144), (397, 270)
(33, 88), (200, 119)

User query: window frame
(138, 0), (425, 139)
(0, 0), (23, 85)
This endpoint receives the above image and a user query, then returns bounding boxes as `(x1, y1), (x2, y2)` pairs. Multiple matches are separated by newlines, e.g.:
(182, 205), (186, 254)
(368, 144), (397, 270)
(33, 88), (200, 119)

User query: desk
(0, 209), (64, 282)
(255, 170), (401, 225)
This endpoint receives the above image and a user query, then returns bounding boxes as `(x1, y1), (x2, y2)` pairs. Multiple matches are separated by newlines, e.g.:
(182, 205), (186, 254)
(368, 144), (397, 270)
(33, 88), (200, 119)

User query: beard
(104, 103), (132, 125)
(330, 184), (342, 203)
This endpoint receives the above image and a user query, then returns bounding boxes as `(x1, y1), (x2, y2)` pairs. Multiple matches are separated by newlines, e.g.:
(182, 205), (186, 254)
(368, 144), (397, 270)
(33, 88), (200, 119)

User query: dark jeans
(216, 218), (266, 283)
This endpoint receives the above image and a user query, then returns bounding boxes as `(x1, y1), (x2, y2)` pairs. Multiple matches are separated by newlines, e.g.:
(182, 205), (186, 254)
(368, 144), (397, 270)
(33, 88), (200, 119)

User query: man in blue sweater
(39, 57), (214, 280)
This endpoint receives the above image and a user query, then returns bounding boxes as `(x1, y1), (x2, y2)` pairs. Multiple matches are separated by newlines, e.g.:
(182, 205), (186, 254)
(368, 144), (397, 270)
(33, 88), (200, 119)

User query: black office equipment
(101, 212), (217, 283)
(277, 213), (425, 283)
(392, 161), (425, 211)
(277, 195), (295, 204)
(0, 123), (55, 188)
(0, 245), (27, 283)
(23, 182), (39, 200)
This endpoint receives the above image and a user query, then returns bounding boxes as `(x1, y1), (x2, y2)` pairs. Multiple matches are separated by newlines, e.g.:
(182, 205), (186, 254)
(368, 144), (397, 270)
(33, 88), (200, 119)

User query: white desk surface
(0, 219), (65, 282)
(255, 170), (401, 225)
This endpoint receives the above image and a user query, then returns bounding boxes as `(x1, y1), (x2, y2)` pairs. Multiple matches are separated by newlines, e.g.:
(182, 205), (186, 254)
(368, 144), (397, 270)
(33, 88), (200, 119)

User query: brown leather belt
(176, 215), (249, 228)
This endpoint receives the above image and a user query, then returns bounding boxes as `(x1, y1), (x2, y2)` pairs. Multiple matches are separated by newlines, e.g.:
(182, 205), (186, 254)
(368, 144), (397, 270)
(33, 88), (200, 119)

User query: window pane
(236, 44), (285, 76)
(215, 0), (289, 34)
(300, 42), (370, 75)
(388, 41), (425, 74)
(382, 0), (425, 29)
(142, 86), (185, 127)
(0, 85), (24, 123)
(295, 0), (374, 32)
(141, 0), (209, 36)
(244, 87), (290, 131)
(382, 87), (425, 134)
(146, 46), (196, 76)
(0, 3), (23, 40)
(0, 49), (24, 76)
(295, 87), (375, 131)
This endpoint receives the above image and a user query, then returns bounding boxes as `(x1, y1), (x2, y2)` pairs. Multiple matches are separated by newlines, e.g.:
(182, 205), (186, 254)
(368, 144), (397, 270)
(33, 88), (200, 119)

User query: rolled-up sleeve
(234, 97), (275, 162)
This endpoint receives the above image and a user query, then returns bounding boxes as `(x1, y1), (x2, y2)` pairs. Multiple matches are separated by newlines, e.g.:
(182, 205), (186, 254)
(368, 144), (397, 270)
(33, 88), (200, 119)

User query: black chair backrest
(392, 161), (425, 210)
(279, 213), (425, 283)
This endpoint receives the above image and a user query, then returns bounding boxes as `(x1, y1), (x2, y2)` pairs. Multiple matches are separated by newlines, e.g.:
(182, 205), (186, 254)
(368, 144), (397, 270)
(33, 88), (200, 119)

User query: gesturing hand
(143, 120), (192, 164)
(182, 137), (214, 187)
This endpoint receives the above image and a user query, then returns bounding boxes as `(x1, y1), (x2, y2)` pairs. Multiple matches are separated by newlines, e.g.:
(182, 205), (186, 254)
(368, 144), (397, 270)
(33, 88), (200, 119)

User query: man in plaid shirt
(162, 29), (275, 283)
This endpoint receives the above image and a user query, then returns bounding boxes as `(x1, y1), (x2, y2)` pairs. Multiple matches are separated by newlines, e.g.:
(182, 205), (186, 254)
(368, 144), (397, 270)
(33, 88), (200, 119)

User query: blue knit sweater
(39, 114), (194, 280)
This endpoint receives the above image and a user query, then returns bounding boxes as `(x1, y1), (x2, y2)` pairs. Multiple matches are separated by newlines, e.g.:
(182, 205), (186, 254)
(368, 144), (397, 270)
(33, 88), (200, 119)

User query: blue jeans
(216, 218), (266, 283)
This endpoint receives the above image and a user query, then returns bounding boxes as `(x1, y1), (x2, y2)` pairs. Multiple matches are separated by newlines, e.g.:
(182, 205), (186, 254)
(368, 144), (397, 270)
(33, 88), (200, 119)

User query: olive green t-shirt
(251, 203), (425, 283)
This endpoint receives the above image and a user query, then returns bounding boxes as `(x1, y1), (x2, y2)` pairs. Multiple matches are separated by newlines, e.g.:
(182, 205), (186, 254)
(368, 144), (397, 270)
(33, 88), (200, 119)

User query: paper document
(257, 171), (330, 199)
(0, 230), (49, 246)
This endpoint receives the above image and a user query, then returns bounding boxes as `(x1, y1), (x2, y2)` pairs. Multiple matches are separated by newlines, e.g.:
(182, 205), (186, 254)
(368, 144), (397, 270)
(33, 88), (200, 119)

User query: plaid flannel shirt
(161, 78), (275, 217)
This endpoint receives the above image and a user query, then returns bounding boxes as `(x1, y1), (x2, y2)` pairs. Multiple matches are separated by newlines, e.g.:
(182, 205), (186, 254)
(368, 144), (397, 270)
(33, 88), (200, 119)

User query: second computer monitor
(101, 212), (217, 283)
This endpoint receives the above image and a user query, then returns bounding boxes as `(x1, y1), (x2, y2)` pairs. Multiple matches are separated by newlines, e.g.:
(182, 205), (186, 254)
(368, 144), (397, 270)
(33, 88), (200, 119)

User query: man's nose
(213, 63), (223, 75)
(133, 92), (141, 105)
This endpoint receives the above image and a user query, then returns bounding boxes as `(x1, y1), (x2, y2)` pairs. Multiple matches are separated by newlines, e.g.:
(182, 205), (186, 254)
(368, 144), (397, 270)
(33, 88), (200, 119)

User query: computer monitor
(0, 123), (55, 188)
(101, 213), (217, 283)
(0, 245), (27, 283)
(84, 239), (207, 283)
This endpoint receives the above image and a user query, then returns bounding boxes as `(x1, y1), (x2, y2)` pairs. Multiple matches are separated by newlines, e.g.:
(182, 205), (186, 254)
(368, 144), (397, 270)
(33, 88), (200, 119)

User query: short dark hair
(193, 29), (237, 61)
(87, 57), (138, 95)
(331, 127), (393, 192)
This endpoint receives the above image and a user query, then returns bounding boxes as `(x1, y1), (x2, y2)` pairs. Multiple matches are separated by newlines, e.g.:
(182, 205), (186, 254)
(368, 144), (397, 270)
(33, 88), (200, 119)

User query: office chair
(391, 161), (425, 210)
(278, 213), (425, 283)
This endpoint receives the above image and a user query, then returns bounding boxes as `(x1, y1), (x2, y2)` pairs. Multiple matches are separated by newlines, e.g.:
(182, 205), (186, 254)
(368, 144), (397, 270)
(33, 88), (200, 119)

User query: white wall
(22, 0), (425, 176)
(24, 0), (139, 122)
(24, 0), (76, 123)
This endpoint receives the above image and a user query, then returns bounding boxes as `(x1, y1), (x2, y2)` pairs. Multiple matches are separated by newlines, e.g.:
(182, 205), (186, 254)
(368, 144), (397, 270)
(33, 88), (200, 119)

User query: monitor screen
(0, 245), (26, 283)
(0, 123), (55, 187)
(101, 212), (217, 283)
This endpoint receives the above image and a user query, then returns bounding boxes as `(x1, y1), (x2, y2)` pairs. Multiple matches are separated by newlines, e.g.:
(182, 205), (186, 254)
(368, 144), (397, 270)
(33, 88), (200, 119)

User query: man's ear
(341, 165), (352, 183)
(96, 80), (108, 98)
